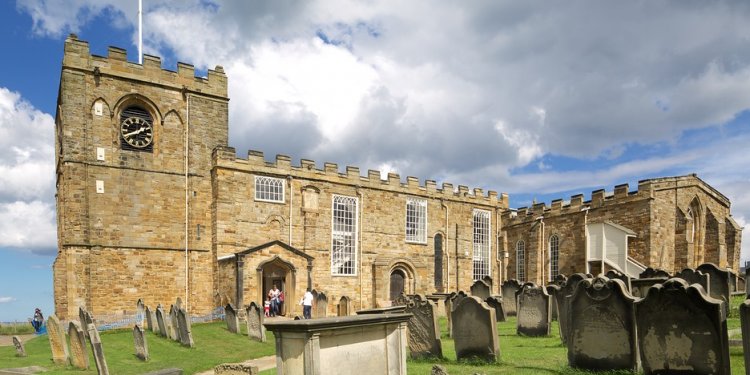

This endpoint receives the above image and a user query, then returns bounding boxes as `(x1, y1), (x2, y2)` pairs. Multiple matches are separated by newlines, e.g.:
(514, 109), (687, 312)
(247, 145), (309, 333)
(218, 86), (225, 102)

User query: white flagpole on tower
(138, 0), (143, 64)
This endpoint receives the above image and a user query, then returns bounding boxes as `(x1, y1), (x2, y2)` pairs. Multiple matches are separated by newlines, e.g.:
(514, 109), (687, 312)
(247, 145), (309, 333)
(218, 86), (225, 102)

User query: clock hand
(123, 126), (147, 137)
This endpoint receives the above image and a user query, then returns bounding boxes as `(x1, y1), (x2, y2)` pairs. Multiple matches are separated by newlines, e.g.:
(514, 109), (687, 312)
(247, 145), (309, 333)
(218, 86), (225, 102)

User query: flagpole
(138, 0), (143, 64)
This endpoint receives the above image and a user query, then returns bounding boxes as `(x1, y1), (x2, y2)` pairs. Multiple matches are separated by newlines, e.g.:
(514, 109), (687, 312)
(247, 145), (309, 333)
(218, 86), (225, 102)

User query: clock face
(120, 117), (153, 149)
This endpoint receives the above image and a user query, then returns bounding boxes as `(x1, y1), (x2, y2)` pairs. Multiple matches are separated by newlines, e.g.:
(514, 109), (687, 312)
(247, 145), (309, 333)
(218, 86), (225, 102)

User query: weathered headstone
(470, 279), (491, 300)
(313, 292), (328, 318)
(447, 291), (467, 337)
(431, 364), (449, 375)
(604, 269), (632, 292)
(739, 299), (750, 375)
(136, 298), (145, 326)
(556, 273), (589, 345)
(697, 262), (731, 305)
(175, 297), (183, 309)
(79, 306), (93, 339)
(393, 293), (410, 306)
(501, 279), (521, 317)
(403, 294), (442, 358)
(675, 268), (710, 294)
(68, 321), (89, 369)
(639, 267), (670, 279)
(484, 296), (505, 322)
(225, 303), (241, 334)
(156, 304), (168, 337)
(451, 296), (499, 362)
(214, 363), (259, 374)
(545, 284), (560, 321)
(169, 305), (181, 341)
(516, 282), (551, 337)
(245, 302), (266, 342)
(482, 275), (493, 292)
(177, 308), (194, 347)
(12, 336), (26, 357)
(337, 296), (350, 316)
(552, 274), (568, 286)
(133, 324), (149, 361)
(635, 278), (729, 375)
(567, 276), (638, 371)
(46, 314), (69, 365)
(145, 305), (154, 332)
(87, 321), (110, 375)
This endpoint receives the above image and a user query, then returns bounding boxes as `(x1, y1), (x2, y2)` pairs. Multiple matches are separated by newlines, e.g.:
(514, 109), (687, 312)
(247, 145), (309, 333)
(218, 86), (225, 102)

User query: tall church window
(434, 233), (444, 289)
(516, 240), (525, 281)
(472, 209), (491, 280)
(332, 195), (358, 275)
(255, 176), (285, 203)
(406, 197), (427, 243)
(549, 235), (560, 280)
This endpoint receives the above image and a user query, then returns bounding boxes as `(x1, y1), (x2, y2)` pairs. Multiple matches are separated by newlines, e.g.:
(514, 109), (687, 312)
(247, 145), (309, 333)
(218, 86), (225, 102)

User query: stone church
(53, 35), (743, 319)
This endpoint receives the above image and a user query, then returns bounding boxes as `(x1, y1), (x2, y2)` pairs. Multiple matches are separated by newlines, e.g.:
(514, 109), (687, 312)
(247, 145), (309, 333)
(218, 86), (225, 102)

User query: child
(264, 298), (271, 317)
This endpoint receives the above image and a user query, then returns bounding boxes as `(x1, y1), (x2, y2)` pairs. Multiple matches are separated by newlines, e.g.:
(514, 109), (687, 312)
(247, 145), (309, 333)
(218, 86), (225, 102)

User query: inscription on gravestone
(245, 302), (266, 342)
(46, 314), (69, 365)
(68, 321), (89, 369)
(403, 295), (442, 359)
(451, 296), (499, 362)
(516, 283), (551, 337)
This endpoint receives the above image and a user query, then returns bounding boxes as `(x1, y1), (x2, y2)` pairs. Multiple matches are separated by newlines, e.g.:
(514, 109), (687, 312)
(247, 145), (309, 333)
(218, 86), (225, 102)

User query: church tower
(53, 34), (228, 318)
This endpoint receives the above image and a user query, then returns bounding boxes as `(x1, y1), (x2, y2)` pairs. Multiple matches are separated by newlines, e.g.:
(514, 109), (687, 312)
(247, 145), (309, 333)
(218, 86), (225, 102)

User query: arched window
(516, 240), (525, 281)
(549, 235), (560, 280)
(434, 234), (443, 289)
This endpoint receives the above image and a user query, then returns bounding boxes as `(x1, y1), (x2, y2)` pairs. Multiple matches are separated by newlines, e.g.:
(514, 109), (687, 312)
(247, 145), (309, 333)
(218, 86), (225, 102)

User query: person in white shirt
(300, 288), (314, 319)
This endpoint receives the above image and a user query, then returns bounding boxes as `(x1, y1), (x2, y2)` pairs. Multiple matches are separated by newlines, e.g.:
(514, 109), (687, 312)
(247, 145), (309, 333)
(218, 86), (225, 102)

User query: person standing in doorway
(300, 288), (314, 319)
(269, 285), (281, 317)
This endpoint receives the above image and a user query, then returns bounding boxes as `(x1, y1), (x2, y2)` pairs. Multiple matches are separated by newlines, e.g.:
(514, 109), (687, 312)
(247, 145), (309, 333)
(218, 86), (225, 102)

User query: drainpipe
(442, 200), (449, 292)
(455, 223), (460, 291)
(582, 207), (590, 274)
(288, 176), (293, 246)
(536, 216), (545, 284)
(357, 188), (364, 309)
(184, 91), (190, 310)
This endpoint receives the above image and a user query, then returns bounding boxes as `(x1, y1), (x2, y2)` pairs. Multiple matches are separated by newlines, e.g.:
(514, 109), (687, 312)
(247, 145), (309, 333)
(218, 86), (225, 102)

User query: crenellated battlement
(213, 146), (508, 207)
(62, 34), (227, 98)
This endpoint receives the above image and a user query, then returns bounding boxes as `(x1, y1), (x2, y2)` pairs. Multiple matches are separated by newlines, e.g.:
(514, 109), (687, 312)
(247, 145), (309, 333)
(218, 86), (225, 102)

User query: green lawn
(0, 322), (275, 374)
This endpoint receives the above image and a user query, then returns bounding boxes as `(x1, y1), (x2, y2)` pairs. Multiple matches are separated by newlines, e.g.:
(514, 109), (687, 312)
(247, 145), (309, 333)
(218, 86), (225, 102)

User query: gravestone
(604, 269), (632, 292)
(556, 273), (589, 345)
(630, 278), (669, 299)
(739, 299), (750, 375)
(567, 277), (638, 371)
(177, 308), (194, 347)
(79, 307), (93, 339)
(145, 306), (154, 332)
(482, 275), (493, 292)
(635, 278), (729, 375)
(470, 279), (491, 300)
(639, 267), (670, 279)
(87, 321), (110, 375)
(451, 296), (499, 362)
(697, 262), (731, 305)
(313, 292), (328, 318)
(133, 324), (149, 361)
(169, 305), (181, 341)
(443, 292), (456, 336)
(150, 309), (159, 334)
(545, 284), (560, 321)
(12, 336), (26, 357)
(501, 279), (521, 317)
(403, 294), (442, 359)
(675, 268), (710, 294)
(175, 297), (182, 309)
(552, 274), (568, 286)
(156, 304), (168, 337)
(245, 302), (266, 342)
(393, 293), (410, 306)
(46, 314), (69, 365)
(516, 282), (551, 337)
(447, 291), (468, 337)
(225, 303), (241, 334)
(484, 296), (505, 322)
(337, 296), (350, 316)
(136, 298), (145, 326)
(68, 321), (89, 369)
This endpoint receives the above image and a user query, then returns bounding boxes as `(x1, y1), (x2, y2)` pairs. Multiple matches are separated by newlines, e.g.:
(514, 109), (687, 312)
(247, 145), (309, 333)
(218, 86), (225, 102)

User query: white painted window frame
(405, 197), (427, 244)
(331, 194), (358, 276)
(254, 175), (285, 203)
(472, 209), (491, 281)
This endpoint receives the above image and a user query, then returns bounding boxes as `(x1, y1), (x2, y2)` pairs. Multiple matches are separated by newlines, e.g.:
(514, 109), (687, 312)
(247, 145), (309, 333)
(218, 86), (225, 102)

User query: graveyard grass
(2, 295), (747, 374)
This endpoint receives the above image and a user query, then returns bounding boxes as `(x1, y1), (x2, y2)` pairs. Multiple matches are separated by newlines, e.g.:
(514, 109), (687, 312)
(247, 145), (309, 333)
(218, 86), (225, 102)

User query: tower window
(255, 176), (285, 203)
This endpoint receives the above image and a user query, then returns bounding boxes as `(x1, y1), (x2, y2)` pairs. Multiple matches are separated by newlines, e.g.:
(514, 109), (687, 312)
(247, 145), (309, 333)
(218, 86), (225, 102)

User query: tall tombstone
(245, 302), (266, 343)
(177, 307), (194, 348)
(145, 306), (154, 332)
(448, 291), (468, 337)
(46, 314), (69, 365)
(567, 277), (638, 371)
(68, 321), (89, 369)
(545, 284), (560, 321)
(451, 296), (499, 362)
(337, 296), (350, 316)
(482, 275), (493, 292)
(639, 267), (670, 279)
(739, 299), (750, 375)
(675, 268), (710, 294)
(12, 336), (26, 357)
(169, 305), (181, 341)
(156, 304), (168, 337)
(501, 279), (521, 317)
(79, 307), (93, 340)
(133, 324), (149, 361)
(470, 280), (491, 300)
(313, 292), (328, 318)
(484, 296), (506, 322)
(635, 278), (729, 375)
(86, 321), (110, 375)
(136, 298), (145, 326)
(604, 269), (632, 292)
(516, 282), (551, 337)
(225, 303), (241, 334)
(403, 295), (442, 359)
(697, 262), (731, 305)
(150, 309), (159, 334)
(556, 273), (589, 345)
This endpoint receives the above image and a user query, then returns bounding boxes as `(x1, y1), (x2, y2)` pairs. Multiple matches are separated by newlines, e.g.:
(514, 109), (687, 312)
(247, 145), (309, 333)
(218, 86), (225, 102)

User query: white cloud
(0, 296), (16, 303)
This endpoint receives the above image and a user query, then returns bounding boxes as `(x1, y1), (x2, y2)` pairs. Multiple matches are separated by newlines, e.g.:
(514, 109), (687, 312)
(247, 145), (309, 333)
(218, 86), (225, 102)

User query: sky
(1, 0), (749, 321)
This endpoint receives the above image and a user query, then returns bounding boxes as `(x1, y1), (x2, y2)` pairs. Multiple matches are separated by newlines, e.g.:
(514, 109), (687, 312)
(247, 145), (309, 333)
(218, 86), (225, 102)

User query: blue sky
(1, 1), (749, 321)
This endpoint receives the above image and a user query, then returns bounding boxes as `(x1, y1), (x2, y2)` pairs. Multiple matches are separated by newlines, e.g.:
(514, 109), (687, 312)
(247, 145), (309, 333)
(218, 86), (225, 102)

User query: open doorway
(261, 258), (291, 316)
